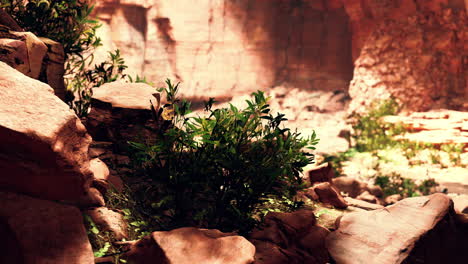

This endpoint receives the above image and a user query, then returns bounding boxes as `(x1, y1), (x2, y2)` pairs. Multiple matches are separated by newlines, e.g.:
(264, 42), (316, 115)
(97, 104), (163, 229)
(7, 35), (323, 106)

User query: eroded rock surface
(123, 227), (255, 264)
(93, 0), (354, 98)
(0, 192), (94, 264)
(327, 193), (468, 263)
(0, 62), (93, 200)
(250, 210), (330, 264)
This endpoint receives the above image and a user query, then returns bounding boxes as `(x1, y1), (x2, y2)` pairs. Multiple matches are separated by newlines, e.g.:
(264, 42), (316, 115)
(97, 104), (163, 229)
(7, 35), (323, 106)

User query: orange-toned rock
(86, 82), (158, 144)
(0, 62), (93, 200)
(348, 7), (468, 112)
(85, 207), (128, 240)
(0, 191), (94, 264)
(92, 0), (353, 98)
(332, 176), (368, 198)
(307, 162), (335, 185)
(250, 210), (329, 264)
(123, 227), (255, 264)
(344, 197), (384, 211)
(327, 193), (468, 263)
(308, 182), (348, 209)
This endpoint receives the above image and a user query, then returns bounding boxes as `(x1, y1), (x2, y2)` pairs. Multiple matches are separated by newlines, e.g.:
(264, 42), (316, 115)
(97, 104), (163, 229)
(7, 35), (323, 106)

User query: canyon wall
(345, 0), (468, 113)
(92, 0), (353, 98)
(93, 0), (467, 111)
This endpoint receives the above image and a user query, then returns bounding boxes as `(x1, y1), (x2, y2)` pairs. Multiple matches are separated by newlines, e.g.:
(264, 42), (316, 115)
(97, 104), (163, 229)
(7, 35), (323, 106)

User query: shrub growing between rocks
(130, 80), (319, 233)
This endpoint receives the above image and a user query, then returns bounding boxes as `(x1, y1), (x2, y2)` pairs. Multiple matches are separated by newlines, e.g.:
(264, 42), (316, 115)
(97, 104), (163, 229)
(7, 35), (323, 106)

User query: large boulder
(0, 62), (93, 200)
(0, 191), (94, 264)
(326, 193), (468, 263)
(250, 210), (330, 264)
(123, 227), (255, 264)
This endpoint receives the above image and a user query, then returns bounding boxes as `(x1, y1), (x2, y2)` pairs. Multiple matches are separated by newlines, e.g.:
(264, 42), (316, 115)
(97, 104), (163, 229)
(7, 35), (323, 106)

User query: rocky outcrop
(0, 62), (93, 200)
(0, 13), (66, 100)
(86, 82), (158, 146)
(348, 3), (468, 112)
(326, 193), (468, 263)
(249, 210), (330, 264)
(123, 227), (255, 264)
(92, 0), (354, 98)
(0, 191), (94, 264)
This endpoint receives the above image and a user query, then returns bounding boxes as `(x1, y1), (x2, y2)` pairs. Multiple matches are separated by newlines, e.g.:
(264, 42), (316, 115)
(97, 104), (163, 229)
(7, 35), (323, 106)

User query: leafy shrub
(65, 49), (128, 116)
(1, 0), (101, 56)
(374, 174), (438, 198)
(130, 80), (319, 233)
(2, 1), (135, 116)
(350, 99), (405, 152)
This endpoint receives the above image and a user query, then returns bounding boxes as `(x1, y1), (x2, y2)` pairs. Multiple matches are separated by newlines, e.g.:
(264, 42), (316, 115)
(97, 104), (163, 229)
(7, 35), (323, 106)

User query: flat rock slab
(0, 62), (92, 200)
(0, 191), (94, 264)
(124, 227), (255, 264)
(326, 193), (467, 264)
(86, 82), (159, 145)
(92, 82), (158, 110)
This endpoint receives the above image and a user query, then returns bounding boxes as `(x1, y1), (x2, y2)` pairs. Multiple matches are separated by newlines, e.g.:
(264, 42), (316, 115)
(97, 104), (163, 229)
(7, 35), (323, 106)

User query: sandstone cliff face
(345, 0), (468, 113)
(93, 0), (467, 112)
(92, 0), (353, 97)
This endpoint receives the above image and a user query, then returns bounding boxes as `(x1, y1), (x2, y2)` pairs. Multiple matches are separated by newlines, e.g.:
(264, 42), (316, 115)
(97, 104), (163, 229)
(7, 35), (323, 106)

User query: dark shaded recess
(122, 5), (149, 41)
(402, 209), (468, 263)
(0, 218), (24, 264)
(153, 17), (181, 80)
(225, 0), (354, 92)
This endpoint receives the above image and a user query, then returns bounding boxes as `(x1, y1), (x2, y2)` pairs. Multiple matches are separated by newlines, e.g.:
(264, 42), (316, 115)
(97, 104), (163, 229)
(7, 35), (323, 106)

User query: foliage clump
(1, 0), (146, 116)
(349, 98), (404, 152)
(375, 174), (438, 198)
(130, 80), (319, 233)
(1, 0), (100, 56)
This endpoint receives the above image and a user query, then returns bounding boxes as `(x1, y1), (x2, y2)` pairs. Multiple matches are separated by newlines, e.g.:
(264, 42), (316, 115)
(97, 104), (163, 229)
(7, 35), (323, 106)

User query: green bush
(1, 1), (135, 116)
(350, 99), (405, 152)
(375, 174), (438, 198)
(1, 0), (101, 56)
(130, 80), (319, 233)
(66, 49), (128, 117)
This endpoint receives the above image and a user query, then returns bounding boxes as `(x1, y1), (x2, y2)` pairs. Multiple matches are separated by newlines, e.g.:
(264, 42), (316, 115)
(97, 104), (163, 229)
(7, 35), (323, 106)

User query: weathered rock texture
(93, 0), (468, 113)
(0, 62), (92, 200)
(249, 210), (330, 264)
(123, 227), (255, 264)
(0, 12), (66, 100)
(86, 82), (159, 150)
(93, 0), (353, 97)
(0, 191), (94, 264)
(326, 193), (468, 263)
(347, 1), (468, 112)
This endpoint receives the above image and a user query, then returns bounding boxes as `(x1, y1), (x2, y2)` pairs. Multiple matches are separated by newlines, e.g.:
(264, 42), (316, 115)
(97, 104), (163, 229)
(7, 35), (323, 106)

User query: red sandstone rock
(344, 197), (384, 211)
(348, 6), (468, 112)
(327, 193), (468, 263)
(0, 62), (93, 200)
(123, 227), (255, 264)
(307, 162), (335, 184)
(85, 207), (128, 240)
(451, 194), (468, 214)
(70, 187), (106, 209)
(0, 192), (94, 264)
(309, 182), (348, 209)
(86, 82), (158, 143)
(92, 0), (353, 98)
(332, 176), (368, 198)
(250, 210), (329, 264)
